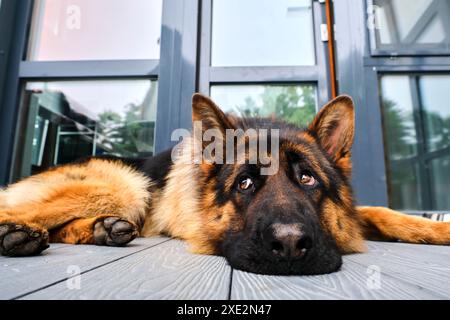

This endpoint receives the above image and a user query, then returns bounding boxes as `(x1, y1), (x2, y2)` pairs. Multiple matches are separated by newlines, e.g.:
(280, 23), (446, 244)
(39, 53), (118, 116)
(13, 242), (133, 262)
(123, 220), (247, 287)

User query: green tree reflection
(97, 103), (154, 157)
(382, 98), (417, 160)
(235, 86), (317, 128)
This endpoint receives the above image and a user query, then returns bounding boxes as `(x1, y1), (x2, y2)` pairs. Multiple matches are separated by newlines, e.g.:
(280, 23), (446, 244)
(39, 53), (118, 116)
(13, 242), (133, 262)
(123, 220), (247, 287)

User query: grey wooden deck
(1, 238), (450, 300)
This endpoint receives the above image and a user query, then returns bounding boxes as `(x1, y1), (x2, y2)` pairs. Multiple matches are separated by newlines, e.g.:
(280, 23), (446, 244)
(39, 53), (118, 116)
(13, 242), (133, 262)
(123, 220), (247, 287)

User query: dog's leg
(357, 206), (450, 244)
(50, 216), (138, 246)
(0, 182), (146, 256)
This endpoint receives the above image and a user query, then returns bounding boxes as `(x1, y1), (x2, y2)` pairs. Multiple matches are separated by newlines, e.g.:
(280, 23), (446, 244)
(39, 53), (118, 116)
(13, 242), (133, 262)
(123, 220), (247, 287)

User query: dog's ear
(192, 93), (234, 136)
(308, 95), (355, 160)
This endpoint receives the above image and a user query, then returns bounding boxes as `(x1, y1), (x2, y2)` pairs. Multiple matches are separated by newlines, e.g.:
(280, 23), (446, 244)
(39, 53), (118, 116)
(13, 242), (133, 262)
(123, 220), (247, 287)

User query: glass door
(380, 74), (450, 211)
(199, 0), (332, 124)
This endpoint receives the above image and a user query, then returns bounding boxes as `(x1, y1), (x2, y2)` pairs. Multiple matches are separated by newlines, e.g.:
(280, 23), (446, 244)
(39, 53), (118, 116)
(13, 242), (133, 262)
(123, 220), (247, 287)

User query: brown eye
(299, 171), (316, 186)
(239, 177), (254, 191)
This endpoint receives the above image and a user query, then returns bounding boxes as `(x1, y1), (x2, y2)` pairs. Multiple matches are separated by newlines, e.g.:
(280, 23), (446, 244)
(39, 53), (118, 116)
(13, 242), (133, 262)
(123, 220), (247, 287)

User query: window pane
(372, 0), (450, 53)
(430, 155), (450, 210)
(380, 76), (418, 160)
(28, 0), (162, 61)
(380, 74), (450, 210)
(14, 80), (157, 179)
(419, 75), (450, 152)
(387, 163), (423, 210)
(211, 0), (315, 66)
(380, 75), (422, 210)
(210, 85), (317, 127)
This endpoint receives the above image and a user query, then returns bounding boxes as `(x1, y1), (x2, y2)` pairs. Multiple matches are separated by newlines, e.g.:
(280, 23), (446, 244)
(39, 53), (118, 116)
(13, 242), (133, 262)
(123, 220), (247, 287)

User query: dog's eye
(238, 177), (254, 192)
(299, 171), (317, 186)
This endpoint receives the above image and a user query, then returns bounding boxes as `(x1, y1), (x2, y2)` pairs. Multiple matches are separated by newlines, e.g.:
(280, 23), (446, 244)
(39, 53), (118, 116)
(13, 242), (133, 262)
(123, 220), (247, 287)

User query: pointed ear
(308, 95), (355, 160)
(192, 93), (234, 135)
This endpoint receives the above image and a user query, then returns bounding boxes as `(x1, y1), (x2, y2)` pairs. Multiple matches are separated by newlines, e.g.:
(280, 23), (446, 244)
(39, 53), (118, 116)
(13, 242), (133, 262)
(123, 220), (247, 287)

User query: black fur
(138, 149), (173, 189)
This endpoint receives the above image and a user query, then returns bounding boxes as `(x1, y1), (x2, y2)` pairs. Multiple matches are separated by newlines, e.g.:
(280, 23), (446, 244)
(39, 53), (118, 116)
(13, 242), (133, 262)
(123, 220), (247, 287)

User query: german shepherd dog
(0, 94), (449, 275)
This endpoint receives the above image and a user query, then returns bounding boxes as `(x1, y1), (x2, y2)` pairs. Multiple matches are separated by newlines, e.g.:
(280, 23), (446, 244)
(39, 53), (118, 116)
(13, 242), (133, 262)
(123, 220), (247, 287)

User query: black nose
(263, 223), (313, 259)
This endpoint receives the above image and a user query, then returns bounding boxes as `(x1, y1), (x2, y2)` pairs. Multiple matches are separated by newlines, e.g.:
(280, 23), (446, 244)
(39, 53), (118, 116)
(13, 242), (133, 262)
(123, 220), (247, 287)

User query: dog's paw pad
(94, 217), (138, 246)
(0, 223), (49, 257)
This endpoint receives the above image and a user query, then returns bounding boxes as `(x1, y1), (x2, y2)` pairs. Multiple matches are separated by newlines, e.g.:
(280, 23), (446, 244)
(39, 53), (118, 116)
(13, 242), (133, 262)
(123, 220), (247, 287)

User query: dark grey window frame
(198, 0), (332, 109)
(367, 0), (450, 57)
(334, 0), (450, 210)
(0, 0), (31, 185)
(0, 0), (199, 185)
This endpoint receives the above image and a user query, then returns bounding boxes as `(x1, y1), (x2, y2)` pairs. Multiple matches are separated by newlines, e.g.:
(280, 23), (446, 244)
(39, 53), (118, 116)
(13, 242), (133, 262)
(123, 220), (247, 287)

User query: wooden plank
(346, 241), (450, 298)
(231, 259), (440, 300)
(231, 247), (447, 300)
(0, 237), (168, 300)
(366, 241), (450, 258)
(21, 240), (231, 300)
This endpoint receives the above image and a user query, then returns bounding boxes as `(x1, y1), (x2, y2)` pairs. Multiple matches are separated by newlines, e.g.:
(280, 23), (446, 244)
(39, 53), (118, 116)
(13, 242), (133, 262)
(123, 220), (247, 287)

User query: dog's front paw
(93, 217), (138, 246)
(0, 223), (49, 257)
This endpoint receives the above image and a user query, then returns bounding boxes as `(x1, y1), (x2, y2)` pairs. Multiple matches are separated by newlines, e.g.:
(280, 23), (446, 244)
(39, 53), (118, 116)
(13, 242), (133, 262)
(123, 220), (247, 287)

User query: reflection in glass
(373, 0), (450, 52)
(380, 76), (418, 160)
(430, 155), (450, 210)
(15, 80), (157, 179)
(419, 75), (450, 152)
(388, 163), (422, 210)
(210, 85), (317, 128)
(212, 0), (315, 66)
(28, 0), (162, 61)
(380, 74), (450, 210)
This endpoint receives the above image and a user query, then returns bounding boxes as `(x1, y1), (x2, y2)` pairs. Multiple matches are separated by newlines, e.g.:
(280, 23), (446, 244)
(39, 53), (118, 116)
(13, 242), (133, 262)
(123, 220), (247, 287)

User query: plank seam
(227, 268), (234, 300)
(367, 242), (450, 258)
(11, 238), (172, 300)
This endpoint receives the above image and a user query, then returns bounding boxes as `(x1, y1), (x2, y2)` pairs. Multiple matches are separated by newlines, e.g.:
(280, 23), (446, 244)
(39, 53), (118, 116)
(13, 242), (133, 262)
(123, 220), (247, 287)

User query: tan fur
(0, 159), (151, 234)
(50, 217), (101, 244)
(141, 137), (217, 253)
(322, 200), (366, 253)
(357, 206), (450, 244)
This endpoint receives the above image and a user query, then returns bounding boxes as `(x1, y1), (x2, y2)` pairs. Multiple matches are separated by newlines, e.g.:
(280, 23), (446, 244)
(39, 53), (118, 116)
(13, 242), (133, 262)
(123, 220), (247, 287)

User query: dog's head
(189, 94), (365, 275)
